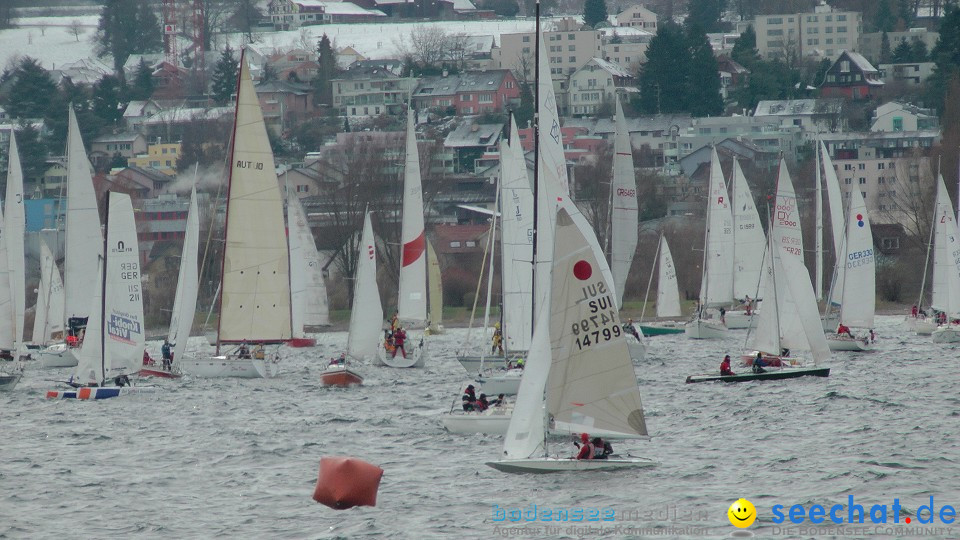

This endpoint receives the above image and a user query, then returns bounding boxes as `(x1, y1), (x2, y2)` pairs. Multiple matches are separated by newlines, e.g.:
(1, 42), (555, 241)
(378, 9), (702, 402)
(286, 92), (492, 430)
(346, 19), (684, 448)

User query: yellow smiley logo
(727, 498), (757, 528)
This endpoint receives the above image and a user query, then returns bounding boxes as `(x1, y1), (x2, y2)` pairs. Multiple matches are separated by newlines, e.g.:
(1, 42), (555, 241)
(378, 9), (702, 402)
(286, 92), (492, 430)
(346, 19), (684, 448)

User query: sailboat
(637, 234), (684, 336)
(685, 148), (732, 339)
(36, 106), (102, 369)
(322, 211), (378, 387)
(815, 140), (845, 331)
(487, 206), (655, 472)
(179, 51), (290, 378)
(0, 133), (25, 389)
(287, 190), (329, 348)
(29, 238), (66, 355)
(723, 159), (765, 329)
(424, 239), (444, 335)
(825, 182), (876, 351)
(456, 119), (532, 374)
(688, 159), (831, 383)
(376, 106), (427, 368)
(926, 174), (960, 343)
(46, 192), (156, 399)
(141, 187), (200, 378)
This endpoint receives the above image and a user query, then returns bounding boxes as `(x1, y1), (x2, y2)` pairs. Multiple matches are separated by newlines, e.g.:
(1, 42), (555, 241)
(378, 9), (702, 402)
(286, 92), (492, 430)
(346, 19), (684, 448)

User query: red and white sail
(397, 107), (428, 325)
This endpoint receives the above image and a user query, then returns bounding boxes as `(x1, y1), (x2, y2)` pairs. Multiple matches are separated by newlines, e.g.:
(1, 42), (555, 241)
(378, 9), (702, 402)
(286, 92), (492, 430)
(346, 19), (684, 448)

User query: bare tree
(395, 25), (449, 69)
(881, 150), (936, 248)
(68, 19), (85, 42)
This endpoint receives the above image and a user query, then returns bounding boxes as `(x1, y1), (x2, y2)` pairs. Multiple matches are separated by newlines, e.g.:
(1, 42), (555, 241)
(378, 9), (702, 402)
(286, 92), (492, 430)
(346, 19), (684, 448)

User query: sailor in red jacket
(575, 433), (594, 460)
(720, 355), (735, 376)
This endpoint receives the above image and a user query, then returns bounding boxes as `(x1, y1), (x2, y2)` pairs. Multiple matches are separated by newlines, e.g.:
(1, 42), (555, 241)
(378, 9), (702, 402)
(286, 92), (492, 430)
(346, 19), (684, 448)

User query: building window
(837, 26), (847, 33)
(858, 163), (865, 170)
(878, 176), (885, 183)
(844, 164), (853, 170)
(569, 45), (575, 51)
(568, 33), (575, 40)
(845, 178), (852, 184)
(465, 241), (477, 247)
(878, 162), (885, 169)
(569, 56), (576, 62)
(767, 29), (783, 36)
(882, 238), (899, 249)
(450, 241), (461, 248)
(522, 36), (530, 42)
(859, 177), (866, 184)
(893, 117), (903, 131)
(296, 184), (309, 192)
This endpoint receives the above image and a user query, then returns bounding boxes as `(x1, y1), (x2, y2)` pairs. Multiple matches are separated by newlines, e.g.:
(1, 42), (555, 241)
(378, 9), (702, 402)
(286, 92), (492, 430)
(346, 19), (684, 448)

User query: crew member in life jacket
(836, 323), (854, 338)
(491, 323), (504, 354)
(720, 354), (735, 376)
(161, 340), (173, 370)
(392, 327), (407, 358)
(462, 384), (477, 411)
(575, 433), (594, 460)
(623, 319), (640, 340)
(592, 437), (612, 459)
(66, 333), (79, 348)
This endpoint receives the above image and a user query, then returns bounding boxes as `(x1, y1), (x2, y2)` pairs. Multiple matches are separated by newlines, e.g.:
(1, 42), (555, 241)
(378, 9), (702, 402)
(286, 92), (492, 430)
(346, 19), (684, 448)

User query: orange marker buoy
(312, 457), (383, 510)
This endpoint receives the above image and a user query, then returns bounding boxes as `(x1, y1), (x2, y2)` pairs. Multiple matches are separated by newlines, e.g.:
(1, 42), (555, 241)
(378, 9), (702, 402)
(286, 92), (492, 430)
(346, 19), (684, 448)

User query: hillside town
(1, 0), (958, 324)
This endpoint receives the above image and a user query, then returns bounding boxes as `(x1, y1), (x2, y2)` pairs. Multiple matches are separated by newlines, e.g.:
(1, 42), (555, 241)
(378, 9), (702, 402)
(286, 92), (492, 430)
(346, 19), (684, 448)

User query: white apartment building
(741, 1), (861, 61)
(613, 5), (658, 31)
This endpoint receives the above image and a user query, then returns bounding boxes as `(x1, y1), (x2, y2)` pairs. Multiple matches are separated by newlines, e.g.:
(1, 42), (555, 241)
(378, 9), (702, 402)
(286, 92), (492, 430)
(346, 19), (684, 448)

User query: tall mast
(530, 0), (541, 334)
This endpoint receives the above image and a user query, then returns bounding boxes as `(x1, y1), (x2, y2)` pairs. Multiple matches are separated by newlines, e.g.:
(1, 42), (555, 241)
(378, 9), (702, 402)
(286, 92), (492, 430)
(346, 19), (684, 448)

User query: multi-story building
(255, 79), (315, 133)
(331, 65), (417, 118)
(127, 142), (182, 176)
(90, 133), (148, 170)
(412, 70), (520, 115)
(568, 58), (636, 117)
(742, 2), (862, 61)
(859, 27), (939, 64)
(821, 131), (939, 224)
(870, 102), (939, 132)
(266, 0), (385, 30)
(677, 116), (803, 162)
(878, 61), (936, 86)
(497, 18), (601, 82)
(563, 114), (694, 167)
(752, 99), (845, 141)
(599, 27), (650, 72)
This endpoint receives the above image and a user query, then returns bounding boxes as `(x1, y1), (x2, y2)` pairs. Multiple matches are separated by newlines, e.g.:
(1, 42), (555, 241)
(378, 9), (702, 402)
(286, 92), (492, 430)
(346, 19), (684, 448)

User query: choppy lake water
(2, 315), (959, 539)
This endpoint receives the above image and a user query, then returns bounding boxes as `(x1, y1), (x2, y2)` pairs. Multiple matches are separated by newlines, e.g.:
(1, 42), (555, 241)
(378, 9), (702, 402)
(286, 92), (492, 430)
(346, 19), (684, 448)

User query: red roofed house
(820, 50), (884, 100)
(412, 70), (520, 115)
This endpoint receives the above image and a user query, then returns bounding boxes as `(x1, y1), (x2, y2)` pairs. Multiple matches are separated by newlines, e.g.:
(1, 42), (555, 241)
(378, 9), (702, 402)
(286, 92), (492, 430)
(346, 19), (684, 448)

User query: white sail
(64, 105), (103, 324)
(821, 141), (846, 306)
(0, 181), (10, 349)
(749, 242), (780, 355)
(33, 239), (65, 345)
(288, 191), (329, 329)
(656, 236), (681, 318)
(815, 140), (824, 299)
(610, 97), (638, 307)
(426, 239), (443, 328)
(731, 159), (764, 300)
(931, 175), (960, 316)
(4, 133), (25, 349)
(769, 159), (808, 344)
(838, 185), (875, 328)
(73, 257), (103, 385)
(218, 54), (292, 343)
(701, 148), (733, 307)
(545, 204), (647, 438)
(499, 119), (534, 352)
(168, 187), (200, 363)
(397, 107), (428, 325)
(102, 192), (145, 379)
(347, 211), (383, 360)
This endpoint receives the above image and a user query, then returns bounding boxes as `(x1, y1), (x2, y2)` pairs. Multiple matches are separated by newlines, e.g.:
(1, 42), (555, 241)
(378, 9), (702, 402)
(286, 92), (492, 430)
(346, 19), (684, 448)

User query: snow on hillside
(0, 15), (547, 73)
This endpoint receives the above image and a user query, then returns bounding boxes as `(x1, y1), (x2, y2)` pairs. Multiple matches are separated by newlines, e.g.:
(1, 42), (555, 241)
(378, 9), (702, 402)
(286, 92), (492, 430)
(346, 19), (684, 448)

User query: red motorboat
(288, 337), (317, 348)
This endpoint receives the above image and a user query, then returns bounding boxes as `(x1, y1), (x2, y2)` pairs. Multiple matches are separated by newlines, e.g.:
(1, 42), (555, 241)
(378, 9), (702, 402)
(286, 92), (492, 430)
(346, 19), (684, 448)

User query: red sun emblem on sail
(573, 260), (592, 280)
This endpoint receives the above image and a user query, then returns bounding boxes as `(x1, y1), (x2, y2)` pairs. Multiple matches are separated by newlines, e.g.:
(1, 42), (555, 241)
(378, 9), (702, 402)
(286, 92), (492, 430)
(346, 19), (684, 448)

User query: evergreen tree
(927, 6), (960, 112)
(210, 46), (238, 105)
(685, 0), (726, 34)
(582, 0), (608, 29)
(880, 32), (892, 64)
(909, 37), (928, 61)
(343, 117), (351, 132)
(3, 57), (57, 119)
(875, 0), (896, 33)
(892, 39), (913, 62)
(14, 122), (48, 183)
(93, 75), (124, 126)
(513, 82), (534, 129)
(97, 0), (162, 73)
(129, 58), (155, 101)
(135, 1), (163, 58)
(731, 25), (759, 68)
(897, 0), (913, 29)
(685, 25), (722, 117)
(732, 60), (801, 111)
(44, 80), (100, 154)
(639, 22), (689, 114)
(314, 34), (338, 106)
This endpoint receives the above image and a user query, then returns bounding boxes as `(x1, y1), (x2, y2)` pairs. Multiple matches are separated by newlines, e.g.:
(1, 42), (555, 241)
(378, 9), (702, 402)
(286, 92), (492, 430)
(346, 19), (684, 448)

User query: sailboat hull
(626, 337), (646, 362)
(723, 311), (757, 329)
(319, 365), (363, 387)
(684, 319), (727, 339)
(36, 344), (79, 368)
(137, 367), (182, 379)
(685, 367), (830, 383)
(476, 369), (523, 396)
(486, 457), (657, 474)
(287, 337), (316, 348)
(45, 386), (159, 399)
(826, 335), (873, 351)
(908, 317), (937, 335)
(638, 324), (684, 336)
(180, 357), (275, 378)
(376, 339), (425, 368)
(441, 409), (512, 435)
(932, 326), (960, 343)
(0, 372), (23, 391)
(457, 353), (521, 374)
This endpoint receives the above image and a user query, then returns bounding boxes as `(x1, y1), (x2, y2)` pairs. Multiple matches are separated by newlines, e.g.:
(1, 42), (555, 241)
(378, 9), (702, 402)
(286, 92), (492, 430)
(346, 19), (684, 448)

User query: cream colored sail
(820, 141), (846, 304)
(837, 183), (875, 328)
(168, 187), (200, 363)
(610, 97), (638, 307)
(701, 148), (733, 307)
(931, 175), (960, 316)
(348, 211), (383, 360)
(546, 204), (647, 439)
(397, 107), (428, 325)
(288, 191), (329, 328)
(217, 53), (292, 343)
(426, 239), (443, 329)
(64, 105), (103, 325)
(499, 119), (534, 352)
(656, 236), (681, 318)
(731, 159), (764, 300)
(33, 239), (65, 345)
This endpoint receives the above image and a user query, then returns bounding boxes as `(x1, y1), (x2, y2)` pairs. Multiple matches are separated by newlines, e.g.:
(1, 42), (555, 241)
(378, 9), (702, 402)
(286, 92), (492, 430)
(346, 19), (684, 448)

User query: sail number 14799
(571, 310), (621, 350)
